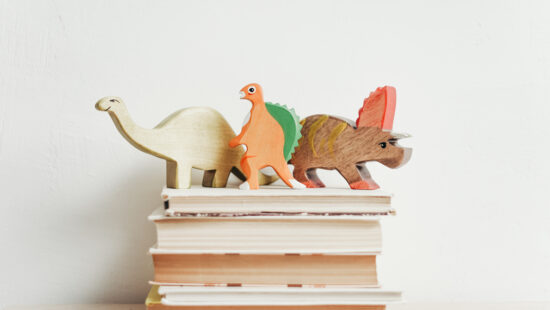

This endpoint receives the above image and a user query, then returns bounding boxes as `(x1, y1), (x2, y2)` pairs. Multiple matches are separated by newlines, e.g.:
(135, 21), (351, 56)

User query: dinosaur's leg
(292, 166), (309, 184)
(231, 166), (279, 186)
(272, 159), (306, 189)
(166, 161), (179, 188)
(202, 170), (216, 187)
(293, 166), (310, 184)
(356, 163), (380, 190)
(306, 168), (326, 188)
(167, 161), (192, 189)
(211, 167), (231, 188)
(240, 156), (260, 190)
(257, 171), (279, 185)
(292, 166), (319, 188)
(202, 168), (231, 188)
(337, 163), (379, 190)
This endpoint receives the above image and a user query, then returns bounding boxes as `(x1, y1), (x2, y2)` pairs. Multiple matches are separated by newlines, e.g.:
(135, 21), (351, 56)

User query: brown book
(151, 253), (378, 286)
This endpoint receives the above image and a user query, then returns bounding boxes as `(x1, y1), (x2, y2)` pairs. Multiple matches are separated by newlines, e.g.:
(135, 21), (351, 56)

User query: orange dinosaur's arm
(229, 122), (250, 148)
(229, 134), (243, 147)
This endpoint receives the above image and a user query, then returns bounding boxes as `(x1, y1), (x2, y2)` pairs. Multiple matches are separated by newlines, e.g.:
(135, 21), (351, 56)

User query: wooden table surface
(4, 303), (550, 310)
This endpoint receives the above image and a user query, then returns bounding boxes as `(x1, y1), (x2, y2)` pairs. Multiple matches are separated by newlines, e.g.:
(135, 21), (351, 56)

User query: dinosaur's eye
(248, 86), (256, 94)
(379, 142), (387, 149)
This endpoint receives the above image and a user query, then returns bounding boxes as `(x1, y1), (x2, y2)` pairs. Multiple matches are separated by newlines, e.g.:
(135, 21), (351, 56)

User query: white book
(149, 208), (382, 253)
(162, 186), (394, 216)
(158, 286), (402, 306)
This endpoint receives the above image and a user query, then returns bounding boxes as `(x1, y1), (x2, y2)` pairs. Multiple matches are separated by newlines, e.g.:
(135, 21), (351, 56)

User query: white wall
(1, 0), (549, 307)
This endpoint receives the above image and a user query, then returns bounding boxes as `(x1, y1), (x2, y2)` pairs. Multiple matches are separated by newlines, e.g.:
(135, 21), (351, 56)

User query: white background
(1, 0), (549, 307)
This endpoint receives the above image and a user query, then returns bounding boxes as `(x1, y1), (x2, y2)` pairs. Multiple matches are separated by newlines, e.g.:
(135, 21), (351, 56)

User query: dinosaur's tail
(231, 167), (279, 186)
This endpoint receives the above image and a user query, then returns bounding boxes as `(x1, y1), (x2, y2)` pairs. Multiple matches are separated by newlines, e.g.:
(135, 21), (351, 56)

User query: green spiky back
(265, 102), (302, 161)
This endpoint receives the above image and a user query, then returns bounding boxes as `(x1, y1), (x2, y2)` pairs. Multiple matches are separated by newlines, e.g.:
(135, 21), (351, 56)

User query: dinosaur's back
(155, 107), (243, 169)
(291, 115), (356, 168)
(292, 114), (400, 169)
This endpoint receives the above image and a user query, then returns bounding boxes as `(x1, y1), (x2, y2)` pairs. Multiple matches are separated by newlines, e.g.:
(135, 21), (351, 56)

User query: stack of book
(145, 186), (401, 309)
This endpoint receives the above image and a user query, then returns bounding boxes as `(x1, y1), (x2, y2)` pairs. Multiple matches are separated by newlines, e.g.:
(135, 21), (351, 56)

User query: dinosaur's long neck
(107, 104), (164, 158)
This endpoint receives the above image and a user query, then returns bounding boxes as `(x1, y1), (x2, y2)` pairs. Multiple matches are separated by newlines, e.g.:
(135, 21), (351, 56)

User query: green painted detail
(265, 102), (302, 161)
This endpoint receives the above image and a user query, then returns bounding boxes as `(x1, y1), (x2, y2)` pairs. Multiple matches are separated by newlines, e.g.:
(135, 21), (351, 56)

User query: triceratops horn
(389, 131), (412, 139)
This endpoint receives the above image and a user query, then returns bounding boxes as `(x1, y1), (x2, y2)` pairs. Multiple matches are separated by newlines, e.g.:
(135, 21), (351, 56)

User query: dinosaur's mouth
(239, 91), (245, 99)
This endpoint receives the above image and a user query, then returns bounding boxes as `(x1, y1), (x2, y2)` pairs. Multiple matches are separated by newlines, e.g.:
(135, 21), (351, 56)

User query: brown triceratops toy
(289, 86), (412, 190)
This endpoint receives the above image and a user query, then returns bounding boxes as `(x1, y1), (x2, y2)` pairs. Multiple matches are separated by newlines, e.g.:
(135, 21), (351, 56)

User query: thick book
(149, 252), (378, 286)
(149, 208), (382, 253)
(161, 186), (394, 216)
(146, 286), (389, 309)
(153, 285), (400, 306)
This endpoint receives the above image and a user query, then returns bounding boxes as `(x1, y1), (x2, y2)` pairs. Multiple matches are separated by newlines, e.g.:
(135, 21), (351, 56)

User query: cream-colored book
(161, 186), (394, 216)
(157, 286), (401, 306)
(149, 208), (382, 253)
(146, 285), (389, 309)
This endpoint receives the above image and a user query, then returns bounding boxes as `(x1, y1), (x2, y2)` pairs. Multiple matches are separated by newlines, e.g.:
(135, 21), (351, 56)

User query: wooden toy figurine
(289, 86), (412, 190)
(229, 83), (305, 190)
(95, 97), (277, 189)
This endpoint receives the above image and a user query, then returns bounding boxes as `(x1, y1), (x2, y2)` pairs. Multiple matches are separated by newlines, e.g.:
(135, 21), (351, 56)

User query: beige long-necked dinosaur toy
(95, 96), (277, 189)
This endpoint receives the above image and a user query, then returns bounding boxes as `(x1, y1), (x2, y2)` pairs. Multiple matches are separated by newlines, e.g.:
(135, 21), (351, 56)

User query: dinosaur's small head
(359, 128), (412, 169)
(95, 96), (123, 112)
(383, 131), (412, 168)
(355, 86), (412, 169)
(239, 83), (264, 104)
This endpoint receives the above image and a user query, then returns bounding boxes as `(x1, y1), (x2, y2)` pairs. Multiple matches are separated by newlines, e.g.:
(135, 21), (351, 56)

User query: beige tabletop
(4, 303), (550, 310)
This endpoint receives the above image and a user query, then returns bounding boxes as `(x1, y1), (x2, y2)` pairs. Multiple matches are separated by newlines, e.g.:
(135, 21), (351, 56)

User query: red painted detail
(349, 179), (380, 190)
(356, 86), (396, 130)
(303, 180), (320, 188)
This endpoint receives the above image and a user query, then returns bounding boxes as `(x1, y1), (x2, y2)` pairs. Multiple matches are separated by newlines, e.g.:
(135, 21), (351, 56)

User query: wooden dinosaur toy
(229, 83), (305, 190)
(95, 97), (277, 189)
(289, 86), (412, 190)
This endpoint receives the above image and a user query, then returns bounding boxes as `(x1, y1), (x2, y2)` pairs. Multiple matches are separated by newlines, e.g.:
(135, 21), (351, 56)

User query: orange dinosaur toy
(229, 83), (305, 190)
